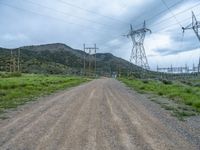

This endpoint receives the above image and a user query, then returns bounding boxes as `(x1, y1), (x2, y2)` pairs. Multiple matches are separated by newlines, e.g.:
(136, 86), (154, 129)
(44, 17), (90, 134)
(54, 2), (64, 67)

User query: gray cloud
(0, 0), (200, 69)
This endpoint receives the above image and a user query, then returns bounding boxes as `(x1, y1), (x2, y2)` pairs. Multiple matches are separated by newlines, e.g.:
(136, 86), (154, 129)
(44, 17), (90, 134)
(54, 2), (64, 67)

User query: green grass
(119, 78), (200, 112)
(0, 73), (89, 113)
(151, 97), (197, 120)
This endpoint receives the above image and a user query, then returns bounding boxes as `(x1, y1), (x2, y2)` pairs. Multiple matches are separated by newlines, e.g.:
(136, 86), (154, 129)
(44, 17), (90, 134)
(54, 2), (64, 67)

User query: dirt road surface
(0, 78), (199, 150)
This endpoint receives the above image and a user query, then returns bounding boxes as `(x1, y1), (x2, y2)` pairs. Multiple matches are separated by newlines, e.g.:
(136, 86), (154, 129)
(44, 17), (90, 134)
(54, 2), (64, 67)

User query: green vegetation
(149, 95), (197, 120)
(0, 73), (89, 113)
(119, 78), (200, 114)
(0, 44), (138, 76)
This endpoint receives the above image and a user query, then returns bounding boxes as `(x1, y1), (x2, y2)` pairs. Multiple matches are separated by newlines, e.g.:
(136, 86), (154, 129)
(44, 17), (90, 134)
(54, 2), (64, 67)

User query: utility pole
(13, 56), (16, 72)
(198, 57), (200, 73)
(89, 49), (91, 76)
(124, 21), (151, 70)
(17, 48), (20, 72)
(83, 44), (86, 76)
(83, 44), (98, 77)
(10, 49), (13, 72)
(94, 44), (97, 77)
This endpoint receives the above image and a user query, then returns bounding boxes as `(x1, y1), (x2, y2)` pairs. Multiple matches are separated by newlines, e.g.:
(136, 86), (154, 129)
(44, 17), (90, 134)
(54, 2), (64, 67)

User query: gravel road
(0, 78), (199, 150)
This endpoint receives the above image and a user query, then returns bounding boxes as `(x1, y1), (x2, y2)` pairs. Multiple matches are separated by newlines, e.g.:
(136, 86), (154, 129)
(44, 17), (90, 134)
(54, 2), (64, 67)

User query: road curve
(0, 78), (198, 150)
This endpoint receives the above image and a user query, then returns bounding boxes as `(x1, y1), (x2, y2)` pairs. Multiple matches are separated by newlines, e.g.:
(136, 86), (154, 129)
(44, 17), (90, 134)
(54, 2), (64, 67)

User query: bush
(0, 91), (6, 96)
(0, 72), (22, 78)
(184, 88), (192, 94)
(142, 80), (149, 84)
(193, 101), (200, 108)
(180, 80), (192, 86)
(11, 72), (22, 77)
(139, 86), (145, 90)
(158, 91), (164, 96)
(193, 83), (200, 87)
(161, 79), (173, 85)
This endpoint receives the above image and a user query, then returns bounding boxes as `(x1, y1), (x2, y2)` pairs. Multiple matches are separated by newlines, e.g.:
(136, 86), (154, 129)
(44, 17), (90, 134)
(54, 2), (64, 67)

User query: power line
(26, 0), (188, 31)
(153, 11), (200, 33)
(95, 7), (200, 48)
(8, 0), (199, 38)
(147, 0), (184, 21)
(150, 1), (200, 28)
(23, 0), (115, 29)
(2, 0), (200, 52)
(132, 0), (185, 29)
(160, 0), (183, 28)
(0, 2), (118, 36)
(25, 0), (197, 35)
(99, 14), (198, 48)
(132, 0), (200, 30)
(57, 0), (129, 25)
(107, 13), (200, 58)
(0, 2), (87, 28)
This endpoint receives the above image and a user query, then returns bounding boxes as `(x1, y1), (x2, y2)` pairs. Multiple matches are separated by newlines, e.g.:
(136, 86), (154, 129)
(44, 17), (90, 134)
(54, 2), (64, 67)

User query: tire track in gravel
(36, 88), (96, 150)
(0, 78), (198, 150)
(1, 90), (89, 150)
(0, 92), (72, 147)
(106, 80), (196, 150)
(62, 91), (94, 149)
(105, 87), (153, 150)
(0, 81), (96, 150)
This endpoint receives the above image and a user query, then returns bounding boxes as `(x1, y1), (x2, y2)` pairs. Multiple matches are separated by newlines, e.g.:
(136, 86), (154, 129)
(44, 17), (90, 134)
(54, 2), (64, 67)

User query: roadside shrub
(185, 101), (193, 106)
(180, 80), (192, 86)
(142, 80), (149, 84)
(161, 79), (173, 85)
(139, 86), (145, 90)
(193, 83), (200, 87)
(193, 101), (200, 108)
(0, 72), (22, 78)
(158, 91), (164, 96)
(0, 91), (6, 96)
(10, 84), (17, 89)
(184, 88), (192, 94)
(11, 72), (22, 77)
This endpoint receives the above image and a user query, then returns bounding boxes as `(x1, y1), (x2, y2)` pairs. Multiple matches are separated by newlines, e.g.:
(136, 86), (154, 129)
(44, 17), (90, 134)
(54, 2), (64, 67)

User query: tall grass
(119, 78), (200, 112)
(0, 74), (89, 113)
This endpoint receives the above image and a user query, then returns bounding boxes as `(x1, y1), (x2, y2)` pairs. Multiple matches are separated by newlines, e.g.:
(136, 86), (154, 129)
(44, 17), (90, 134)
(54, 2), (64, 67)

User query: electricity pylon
(124, 21), (151, 70)
(182, 11), (200, 42)
(182, 11), (200, 73)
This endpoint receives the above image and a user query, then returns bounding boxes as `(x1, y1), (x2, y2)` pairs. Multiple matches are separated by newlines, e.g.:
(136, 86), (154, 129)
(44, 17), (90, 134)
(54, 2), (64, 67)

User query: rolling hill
(0, 43), (140, 76)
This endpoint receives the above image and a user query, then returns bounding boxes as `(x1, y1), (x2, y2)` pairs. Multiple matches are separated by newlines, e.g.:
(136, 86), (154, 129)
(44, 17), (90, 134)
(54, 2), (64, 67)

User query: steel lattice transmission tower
(182, 11), (200, 73)
(125, 21), (151, 70)
(182, 11), (200, 42)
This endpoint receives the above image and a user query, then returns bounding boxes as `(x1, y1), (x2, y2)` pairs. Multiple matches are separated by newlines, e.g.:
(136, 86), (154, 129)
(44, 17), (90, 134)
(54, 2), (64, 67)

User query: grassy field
(0, 73), (89, 113)
(119, 77), (200, 119)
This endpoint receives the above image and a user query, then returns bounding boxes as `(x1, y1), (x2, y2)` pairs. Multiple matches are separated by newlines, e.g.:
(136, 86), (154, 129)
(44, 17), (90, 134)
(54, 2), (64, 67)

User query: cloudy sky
(0, 0), (200, 70)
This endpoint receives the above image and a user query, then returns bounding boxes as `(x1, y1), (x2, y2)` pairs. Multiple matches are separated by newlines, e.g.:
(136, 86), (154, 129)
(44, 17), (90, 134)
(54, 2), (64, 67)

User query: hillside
(0, 43), (139, 76)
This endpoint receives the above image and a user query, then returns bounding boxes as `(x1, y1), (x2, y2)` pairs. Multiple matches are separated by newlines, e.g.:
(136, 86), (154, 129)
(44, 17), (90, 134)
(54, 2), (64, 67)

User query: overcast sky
(0, 0), (200, 70)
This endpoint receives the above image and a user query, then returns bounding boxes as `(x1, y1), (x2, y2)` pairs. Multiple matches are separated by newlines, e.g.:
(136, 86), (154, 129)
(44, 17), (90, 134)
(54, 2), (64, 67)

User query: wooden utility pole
(94, 44), (97, 77)
(83, 44), (86, 76)
(17, 48), (20, 72)
(88, 49), (91, 76)
(198, 57), (200, 73)
(10, 50), (13, 72)
(13, 57), (16, 72)
(83, 44), (98, 77)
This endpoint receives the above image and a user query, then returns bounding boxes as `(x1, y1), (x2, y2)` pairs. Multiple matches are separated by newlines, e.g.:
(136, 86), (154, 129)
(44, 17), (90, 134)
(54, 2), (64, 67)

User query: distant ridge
(0, 43), (139, 75)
